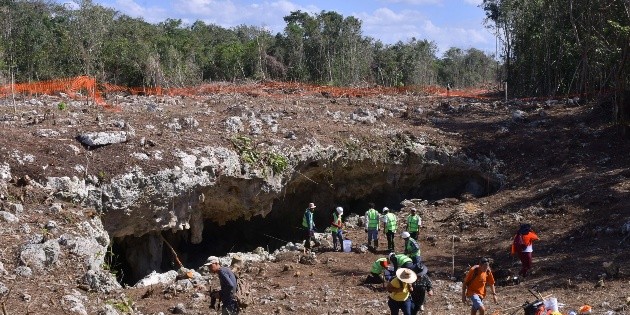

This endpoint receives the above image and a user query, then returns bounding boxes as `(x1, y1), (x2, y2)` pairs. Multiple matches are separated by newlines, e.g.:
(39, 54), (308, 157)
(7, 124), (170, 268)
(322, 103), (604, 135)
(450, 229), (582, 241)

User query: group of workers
(301, 202), (541, 315)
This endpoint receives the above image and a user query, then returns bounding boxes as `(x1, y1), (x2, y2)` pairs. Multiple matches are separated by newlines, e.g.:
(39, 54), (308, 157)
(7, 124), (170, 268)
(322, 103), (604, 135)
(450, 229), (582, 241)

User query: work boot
(374, 240), (378, 249)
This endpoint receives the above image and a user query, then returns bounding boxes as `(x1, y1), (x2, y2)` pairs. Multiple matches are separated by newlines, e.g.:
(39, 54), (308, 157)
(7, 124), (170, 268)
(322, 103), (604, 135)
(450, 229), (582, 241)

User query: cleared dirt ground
(0, 84), (629, 315)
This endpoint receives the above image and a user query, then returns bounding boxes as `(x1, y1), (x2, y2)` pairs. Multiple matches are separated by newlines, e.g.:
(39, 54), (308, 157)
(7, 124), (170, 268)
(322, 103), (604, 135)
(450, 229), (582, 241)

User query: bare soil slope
(0, 86), (629, 315)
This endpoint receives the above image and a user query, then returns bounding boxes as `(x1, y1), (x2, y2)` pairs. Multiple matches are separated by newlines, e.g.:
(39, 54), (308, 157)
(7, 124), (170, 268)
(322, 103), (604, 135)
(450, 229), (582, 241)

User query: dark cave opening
(108, 163), (501, 285)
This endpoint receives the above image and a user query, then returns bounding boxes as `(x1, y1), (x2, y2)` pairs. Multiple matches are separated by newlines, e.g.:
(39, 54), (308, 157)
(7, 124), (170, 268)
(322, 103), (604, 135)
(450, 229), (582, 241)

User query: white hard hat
(401, 231), (410, 239)
(336, 206), (344, 214)
(383, 207), (389, 212)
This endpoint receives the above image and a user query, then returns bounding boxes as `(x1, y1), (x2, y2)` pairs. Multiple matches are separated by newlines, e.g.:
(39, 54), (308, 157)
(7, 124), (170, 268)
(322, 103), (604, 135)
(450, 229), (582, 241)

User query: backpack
(235, 275), (253, 310)
(464, 266), (490, 286)
(513, 233), (526, 252)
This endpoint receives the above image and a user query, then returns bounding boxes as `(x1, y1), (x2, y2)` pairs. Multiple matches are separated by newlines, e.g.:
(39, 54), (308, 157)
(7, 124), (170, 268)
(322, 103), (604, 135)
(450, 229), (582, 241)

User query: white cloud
(355, 6), (492, 54)
(163, 0), (318, 32)
(114, 0), (168, 23)
(463, 0), (483, 6)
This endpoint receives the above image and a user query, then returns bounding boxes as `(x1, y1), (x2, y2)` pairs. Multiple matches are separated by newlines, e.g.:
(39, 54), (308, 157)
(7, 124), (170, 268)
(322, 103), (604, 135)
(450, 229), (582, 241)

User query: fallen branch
(159, 233), (184, 269)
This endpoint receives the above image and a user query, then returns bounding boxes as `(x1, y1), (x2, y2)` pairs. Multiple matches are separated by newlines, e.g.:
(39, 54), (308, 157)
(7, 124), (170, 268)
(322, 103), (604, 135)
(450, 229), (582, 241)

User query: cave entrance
(108, 160), (501, 285)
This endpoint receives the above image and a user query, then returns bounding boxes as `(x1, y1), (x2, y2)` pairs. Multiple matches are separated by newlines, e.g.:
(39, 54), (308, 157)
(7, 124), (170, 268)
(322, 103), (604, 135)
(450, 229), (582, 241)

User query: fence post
(504, 81), (508, 101)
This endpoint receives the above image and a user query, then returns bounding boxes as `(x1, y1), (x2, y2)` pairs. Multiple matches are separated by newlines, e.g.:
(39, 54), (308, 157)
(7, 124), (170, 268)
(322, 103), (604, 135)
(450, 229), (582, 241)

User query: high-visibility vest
(370, 258), (388, 274)
(385, 213), (397, 232)
(404, 238), (420, 257)
(302, 209), (313, 229)
(407, 214), (421, 232)
(393, 254), (412, 269)
(366, 208), (380, 229)
(331, 213), (342, 232)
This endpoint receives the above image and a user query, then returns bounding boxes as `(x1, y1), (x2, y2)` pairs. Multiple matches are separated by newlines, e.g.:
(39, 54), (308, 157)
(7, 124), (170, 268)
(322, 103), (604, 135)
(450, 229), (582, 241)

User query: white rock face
(134, 270), (178, 288)
(78, 131), (128, 146)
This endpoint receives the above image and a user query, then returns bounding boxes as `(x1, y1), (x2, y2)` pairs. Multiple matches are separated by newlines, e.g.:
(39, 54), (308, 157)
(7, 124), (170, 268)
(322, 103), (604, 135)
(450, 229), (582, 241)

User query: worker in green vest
(388, 252), (415, 272)
(302, 202), (317, 252)
(382, 207), (397, 252)
(330, 206), (344, 252)
(406, 208), (422, 240)
(364, 257), (393, 287)
(365, 203), (381, 250)
(401, 231), (421, 265)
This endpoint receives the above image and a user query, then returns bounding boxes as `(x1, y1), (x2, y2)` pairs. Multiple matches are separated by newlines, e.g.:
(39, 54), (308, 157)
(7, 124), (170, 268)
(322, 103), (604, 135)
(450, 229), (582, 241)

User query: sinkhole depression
(103, 156), (501, 285)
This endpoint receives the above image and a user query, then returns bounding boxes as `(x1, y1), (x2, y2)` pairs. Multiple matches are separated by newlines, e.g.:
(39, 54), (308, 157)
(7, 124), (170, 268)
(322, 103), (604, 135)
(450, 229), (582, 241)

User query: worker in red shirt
(511, 223), (540, 277)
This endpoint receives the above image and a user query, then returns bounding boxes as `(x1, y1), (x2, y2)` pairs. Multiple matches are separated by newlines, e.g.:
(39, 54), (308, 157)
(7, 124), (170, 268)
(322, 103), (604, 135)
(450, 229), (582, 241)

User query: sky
(66, 0), (498, 56)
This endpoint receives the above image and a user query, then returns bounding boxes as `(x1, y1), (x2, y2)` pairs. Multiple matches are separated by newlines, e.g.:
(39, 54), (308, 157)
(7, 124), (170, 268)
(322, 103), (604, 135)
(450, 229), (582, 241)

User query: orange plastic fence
(0, 76), (496, 108)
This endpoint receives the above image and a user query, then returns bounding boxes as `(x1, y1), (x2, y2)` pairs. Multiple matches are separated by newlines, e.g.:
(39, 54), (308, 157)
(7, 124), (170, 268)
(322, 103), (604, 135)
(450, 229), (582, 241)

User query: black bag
(523, 300), (544, 315)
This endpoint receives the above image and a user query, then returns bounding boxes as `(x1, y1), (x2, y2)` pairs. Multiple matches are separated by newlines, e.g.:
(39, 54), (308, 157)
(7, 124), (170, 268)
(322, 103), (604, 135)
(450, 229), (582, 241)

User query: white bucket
(544, 298), (559, 312)
(343, 240), (352, 252)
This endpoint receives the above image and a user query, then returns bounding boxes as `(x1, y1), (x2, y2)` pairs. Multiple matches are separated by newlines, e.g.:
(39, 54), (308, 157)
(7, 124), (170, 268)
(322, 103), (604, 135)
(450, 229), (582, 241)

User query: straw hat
(395, 268), (418, 284)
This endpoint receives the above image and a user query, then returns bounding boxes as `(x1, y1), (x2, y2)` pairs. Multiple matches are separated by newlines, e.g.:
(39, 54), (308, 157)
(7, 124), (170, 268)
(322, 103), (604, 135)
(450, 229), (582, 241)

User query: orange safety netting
(0, 76), (108, 105)
(0, 76), (497, 109)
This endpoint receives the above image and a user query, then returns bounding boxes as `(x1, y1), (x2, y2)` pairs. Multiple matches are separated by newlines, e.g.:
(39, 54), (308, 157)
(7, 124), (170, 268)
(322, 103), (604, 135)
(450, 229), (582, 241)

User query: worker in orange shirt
(511, 223), (540, 277)
(462, 257), (498, 315)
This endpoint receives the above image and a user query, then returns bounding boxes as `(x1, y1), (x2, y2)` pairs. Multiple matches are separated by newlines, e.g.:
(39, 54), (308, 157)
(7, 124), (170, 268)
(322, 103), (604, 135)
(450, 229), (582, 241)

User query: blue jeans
(367, 229), (378, 244)
(388, 297), (412, 315)
(332, 230), (344, 250)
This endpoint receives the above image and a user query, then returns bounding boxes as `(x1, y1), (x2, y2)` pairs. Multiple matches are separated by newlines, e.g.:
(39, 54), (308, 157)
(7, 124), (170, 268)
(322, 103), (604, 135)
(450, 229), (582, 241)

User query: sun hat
(336, 206), (343, 214)
(401, 231), (410, 239)
(308, 203), (316, 209)
(395, 268), (418, 284)
(203, 256), (220, 266)
(383, 207), (389, 212)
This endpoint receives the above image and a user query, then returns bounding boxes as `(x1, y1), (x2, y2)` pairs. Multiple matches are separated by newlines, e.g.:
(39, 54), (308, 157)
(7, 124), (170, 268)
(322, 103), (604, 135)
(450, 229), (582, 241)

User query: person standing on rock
(383, 207), (397, 252)
(365, 203), (381, 250)
(511, 223), (539, 277)
(462, 257), (497, 315)
(405, 208), (422, 240)
(302, 202), (317, 252)
(387, 267), (416, 315)
(331, 206), (344, 251)
(205, 256), (240, 315)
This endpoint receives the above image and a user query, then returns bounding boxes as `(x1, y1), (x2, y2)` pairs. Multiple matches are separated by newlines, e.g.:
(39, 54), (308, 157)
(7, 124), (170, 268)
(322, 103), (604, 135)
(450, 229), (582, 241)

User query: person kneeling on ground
(365, 257), (393, 288)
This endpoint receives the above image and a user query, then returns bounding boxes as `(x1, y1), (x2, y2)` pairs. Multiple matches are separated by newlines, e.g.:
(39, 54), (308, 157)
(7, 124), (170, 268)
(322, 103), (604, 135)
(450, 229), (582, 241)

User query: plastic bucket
(544, 298), (559, 312)
(343, 240), (352, 252)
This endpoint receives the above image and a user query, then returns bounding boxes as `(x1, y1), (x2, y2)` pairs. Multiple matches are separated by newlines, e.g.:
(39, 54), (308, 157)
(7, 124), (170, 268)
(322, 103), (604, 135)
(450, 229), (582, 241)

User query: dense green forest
(482, 0), (630, 98)
(0, 0), (497, 88)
